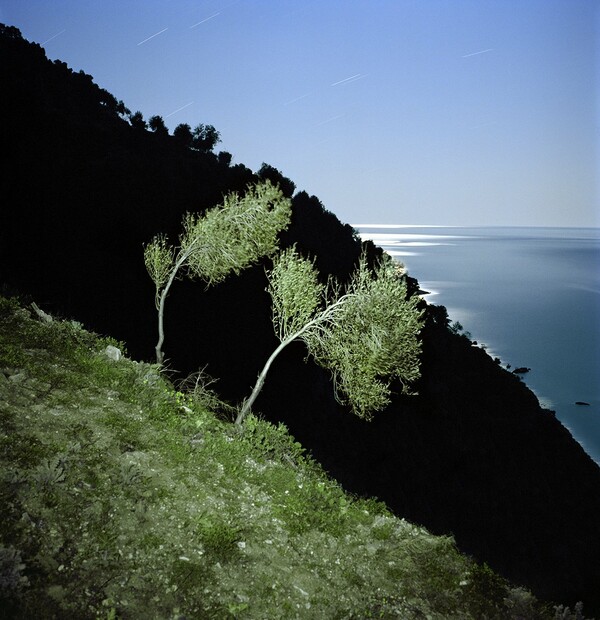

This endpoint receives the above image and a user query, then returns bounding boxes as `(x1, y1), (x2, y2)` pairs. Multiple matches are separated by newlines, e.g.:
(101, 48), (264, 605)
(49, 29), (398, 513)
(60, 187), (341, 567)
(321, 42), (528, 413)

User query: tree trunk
(235, 336), (295, 426)
(235, 296), (351, 426)
(155, 291), (166, 365)
(154, 253), (188, 365)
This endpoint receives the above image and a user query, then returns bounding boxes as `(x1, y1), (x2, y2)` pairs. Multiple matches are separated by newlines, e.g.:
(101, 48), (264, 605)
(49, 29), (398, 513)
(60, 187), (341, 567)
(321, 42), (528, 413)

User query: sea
(356, 226), (600, 466)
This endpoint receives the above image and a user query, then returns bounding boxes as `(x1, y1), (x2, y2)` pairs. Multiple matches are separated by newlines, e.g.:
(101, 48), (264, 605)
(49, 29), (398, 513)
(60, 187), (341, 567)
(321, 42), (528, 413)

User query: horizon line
(351, 224), (600, 229)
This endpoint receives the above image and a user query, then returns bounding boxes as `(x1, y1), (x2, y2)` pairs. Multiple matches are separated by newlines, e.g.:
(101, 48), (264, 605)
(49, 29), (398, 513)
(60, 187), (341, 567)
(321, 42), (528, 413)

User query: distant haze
(3, 0), (598, 227)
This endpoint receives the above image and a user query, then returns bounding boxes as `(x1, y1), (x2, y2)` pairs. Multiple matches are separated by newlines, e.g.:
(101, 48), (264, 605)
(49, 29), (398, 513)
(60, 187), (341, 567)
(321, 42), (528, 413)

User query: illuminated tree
(144, 181), (292, 364)
(236, 248), (424, 425)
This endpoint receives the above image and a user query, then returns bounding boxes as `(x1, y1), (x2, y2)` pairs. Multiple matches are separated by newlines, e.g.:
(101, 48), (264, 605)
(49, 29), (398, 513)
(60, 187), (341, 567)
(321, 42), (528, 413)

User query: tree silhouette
(237, 248), (424, 424)
(115, 100), (130, 119)
(192, 124), (221, 152)
(148, 115), (168, 136)
(257, 163), (296, 198)
(129, 111), (147, 130)
(144, 181), (292, 364)
(217, 151), (233, 166)
(0, 24), (21, 39)
(173, 123), (193, 147)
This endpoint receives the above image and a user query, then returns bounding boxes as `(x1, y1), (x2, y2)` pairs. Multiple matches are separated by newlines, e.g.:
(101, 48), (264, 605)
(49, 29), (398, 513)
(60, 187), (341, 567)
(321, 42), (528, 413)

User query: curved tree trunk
(155, 253), (189, 365)
(235, 296), (351, 426)
(235, 335), (295, 426)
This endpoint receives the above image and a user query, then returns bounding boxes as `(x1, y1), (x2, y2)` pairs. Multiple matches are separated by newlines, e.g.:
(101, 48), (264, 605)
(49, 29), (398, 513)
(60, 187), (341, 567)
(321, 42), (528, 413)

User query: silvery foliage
(144, 180), (292, 305)
(306, 255), (423, 419)
(144, 180), (292, 363)
(257, 247), (423, 421)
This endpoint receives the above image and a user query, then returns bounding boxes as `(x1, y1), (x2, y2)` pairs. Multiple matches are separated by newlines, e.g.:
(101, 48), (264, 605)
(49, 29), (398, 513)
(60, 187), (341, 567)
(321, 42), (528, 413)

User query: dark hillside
(1, 25), (599, 614)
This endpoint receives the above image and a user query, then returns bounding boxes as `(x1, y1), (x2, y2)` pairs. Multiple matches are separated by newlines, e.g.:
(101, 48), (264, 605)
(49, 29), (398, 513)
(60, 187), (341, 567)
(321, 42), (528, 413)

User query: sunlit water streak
(356, 226), (600, 465)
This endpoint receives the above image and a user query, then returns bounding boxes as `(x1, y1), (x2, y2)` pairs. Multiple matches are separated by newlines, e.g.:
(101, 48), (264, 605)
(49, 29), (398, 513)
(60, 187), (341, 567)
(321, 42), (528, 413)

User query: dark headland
(1, 24), (599, 615)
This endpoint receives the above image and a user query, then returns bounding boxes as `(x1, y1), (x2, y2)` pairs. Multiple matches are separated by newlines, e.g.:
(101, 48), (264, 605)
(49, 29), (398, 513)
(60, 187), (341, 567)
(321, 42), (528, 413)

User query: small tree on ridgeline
(144, 181), (292, 364)
(173, 123), (193, 147)
(191, 123), (221, 152)
(236, 247), (424, 425)
(148, 115), (168, 136)
(129, 110), (147, 130)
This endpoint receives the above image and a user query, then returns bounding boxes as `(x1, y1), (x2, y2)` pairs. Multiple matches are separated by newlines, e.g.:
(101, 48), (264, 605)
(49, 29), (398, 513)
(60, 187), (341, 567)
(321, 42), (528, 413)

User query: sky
(1, 0), (598, 227)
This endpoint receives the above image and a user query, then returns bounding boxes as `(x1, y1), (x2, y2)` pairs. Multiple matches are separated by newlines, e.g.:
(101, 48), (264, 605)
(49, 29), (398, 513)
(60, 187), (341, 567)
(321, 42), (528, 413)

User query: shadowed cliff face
(1, 24), (600, 614)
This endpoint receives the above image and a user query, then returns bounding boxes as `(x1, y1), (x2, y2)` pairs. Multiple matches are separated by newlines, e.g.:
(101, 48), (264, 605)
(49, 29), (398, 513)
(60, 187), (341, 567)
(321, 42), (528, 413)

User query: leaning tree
(144, 180), (292, 364)
(236, 247), (424, 425)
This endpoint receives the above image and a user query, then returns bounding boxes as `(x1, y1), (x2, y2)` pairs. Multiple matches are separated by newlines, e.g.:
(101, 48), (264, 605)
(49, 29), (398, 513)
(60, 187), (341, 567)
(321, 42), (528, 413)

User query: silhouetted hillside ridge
(1, 24), (599, 614)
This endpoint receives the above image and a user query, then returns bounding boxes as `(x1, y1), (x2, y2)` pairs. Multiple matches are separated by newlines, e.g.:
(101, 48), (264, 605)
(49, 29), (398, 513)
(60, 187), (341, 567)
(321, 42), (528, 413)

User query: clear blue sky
(2, 0), (598, 227)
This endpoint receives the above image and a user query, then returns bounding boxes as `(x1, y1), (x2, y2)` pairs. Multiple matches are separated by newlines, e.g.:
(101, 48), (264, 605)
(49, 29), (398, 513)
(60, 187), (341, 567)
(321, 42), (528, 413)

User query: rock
(142, 370), (161, 386)
(103, 345), (122, 362)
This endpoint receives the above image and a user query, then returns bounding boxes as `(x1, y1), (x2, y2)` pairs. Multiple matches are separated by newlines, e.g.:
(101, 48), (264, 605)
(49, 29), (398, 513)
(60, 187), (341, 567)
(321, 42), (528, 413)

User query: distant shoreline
(354, 224), (600, 232)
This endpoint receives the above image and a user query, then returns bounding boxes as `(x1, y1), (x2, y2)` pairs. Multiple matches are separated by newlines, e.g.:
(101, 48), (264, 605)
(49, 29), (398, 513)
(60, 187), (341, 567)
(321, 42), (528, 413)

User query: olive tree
(236, 247), (424, 425)
(144, 181), (292, 364)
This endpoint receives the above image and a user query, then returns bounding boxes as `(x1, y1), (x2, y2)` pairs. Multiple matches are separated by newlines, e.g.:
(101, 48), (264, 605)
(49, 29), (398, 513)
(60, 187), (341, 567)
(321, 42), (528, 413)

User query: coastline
(357, 225), (600, 465)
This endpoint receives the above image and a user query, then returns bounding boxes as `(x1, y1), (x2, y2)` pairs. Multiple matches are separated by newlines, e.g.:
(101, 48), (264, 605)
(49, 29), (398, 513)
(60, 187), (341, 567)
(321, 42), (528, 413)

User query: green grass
(0, 295), (567, 618)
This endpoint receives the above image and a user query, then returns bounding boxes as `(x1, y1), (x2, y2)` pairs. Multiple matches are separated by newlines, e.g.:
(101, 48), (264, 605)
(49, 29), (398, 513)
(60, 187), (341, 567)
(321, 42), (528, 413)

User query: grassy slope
(0, 296), (565, 619)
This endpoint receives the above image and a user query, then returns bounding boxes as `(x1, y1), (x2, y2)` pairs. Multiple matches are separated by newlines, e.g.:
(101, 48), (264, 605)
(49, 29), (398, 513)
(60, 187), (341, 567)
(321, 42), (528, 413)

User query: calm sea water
(357, 226), (600, 465)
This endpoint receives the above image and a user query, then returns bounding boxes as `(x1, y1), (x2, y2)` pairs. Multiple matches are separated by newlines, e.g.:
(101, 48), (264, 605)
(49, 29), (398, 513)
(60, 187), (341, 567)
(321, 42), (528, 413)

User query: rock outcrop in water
(1, 24), (599, 614)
